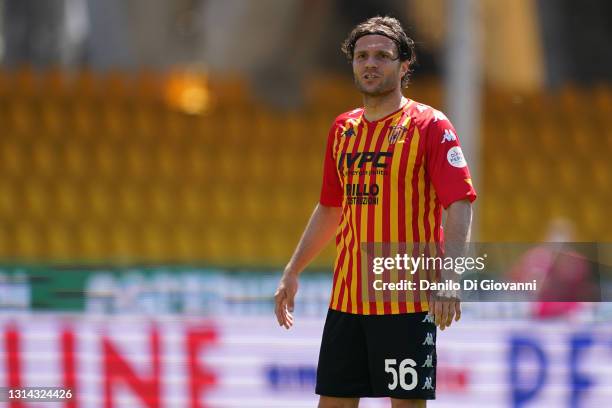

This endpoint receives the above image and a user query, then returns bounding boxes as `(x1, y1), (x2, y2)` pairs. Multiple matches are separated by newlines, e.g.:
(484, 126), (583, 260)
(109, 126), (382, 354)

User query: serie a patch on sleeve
(447, 146), (467, 168)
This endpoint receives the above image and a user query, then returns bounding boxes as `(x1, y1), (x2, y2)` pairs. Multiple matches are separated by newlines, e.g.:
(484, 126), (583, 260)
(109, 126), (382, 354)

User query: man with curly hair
(275, 16), (476, 408)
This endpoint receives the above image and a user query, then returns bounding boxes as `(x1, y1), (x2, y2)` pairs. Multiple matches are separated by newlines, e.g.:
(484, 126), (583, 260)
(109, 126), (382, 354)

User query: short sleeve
(319, 123), (343, 207)
(425, 116), (477, 209)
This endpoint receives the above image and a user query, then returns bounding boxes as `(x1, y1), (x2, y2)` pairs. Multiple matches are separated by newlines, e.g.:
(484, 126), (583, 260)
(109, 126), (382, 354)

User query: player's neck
(362, 90), (406, 122)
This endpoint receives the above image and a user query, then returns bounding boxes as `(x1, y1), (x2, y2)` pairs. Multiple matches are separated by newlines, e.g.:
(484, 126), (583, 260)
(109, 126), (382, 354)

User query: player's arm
(424, 111), (477, 331)
(275, 118), (343, 329)
(430, 199), (472, 330)
(443, 199), (472, 264)
(274, 203), (341, 329)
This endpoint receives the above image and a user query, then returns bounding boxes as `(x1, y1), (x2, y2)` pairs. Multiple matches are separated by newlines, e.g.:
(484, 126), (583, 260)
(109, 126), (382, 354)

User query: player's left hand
(428, 291), (461, 331)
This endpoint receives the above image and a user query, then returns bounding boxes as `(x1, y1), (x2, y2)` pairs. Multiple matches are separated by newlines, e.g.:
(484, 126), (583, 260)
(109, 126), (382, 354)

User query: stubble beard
(354, 74), (399, 98)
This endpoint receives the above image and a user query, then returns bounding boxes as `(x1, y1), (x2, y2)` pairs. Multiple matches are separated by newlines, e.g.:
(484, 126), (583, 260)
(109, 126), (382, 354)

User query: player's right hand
(274, 273), (299, 330)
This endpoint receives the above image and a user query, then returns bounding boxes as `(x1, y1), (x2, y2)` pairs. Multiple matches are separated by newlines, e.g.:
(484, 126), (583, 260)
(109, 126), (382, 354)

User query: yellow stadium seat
(134, 69), (162, 100)
(161, 110), (188, 140)
(0, 180), (17, 219)
(241, 186), (268, 224)
(268, 188), (294, 225)
(70, 103), (97, 136)
(201, 223), (230, 263)
(251, 149), (270, 181)
(101, 71), (129, 99)
(6, 99), (35, 135)
(182, 147), (209, 181)
(559, 85), (585, 114)
(154, 145), (182, 181)
(73, 70), (100, 99)
(91, 141), (121, 179)
(40, 69), (67, 99)
(177, 187), (205, 221)
(14, 69), (39, 96)
(54, 182), (81, 220)
(147, 185), (173, 221)
(14, 221), (42, 259)
(22, 181), (49, 220)
(60, 141), (89, 178)
(116, 185), (145, 222)
(233, 227), (258, 263)
(172, 225), (199, 260)
(576, 200), (604, 241)
(0, 223), (10, 257)
(592, 84), (612, 114)
(45, 222), (75, 260)
(0, 137), (25, 175)
(98, 102), (128, 140)
(265, 231), (287, 264)
(109, 223), (138, 260)
(526, 160), (554, 190)
(591, 160), (609, 191)
(556, 161), (579, 190)
(39, 100), (65, 135)
(2, 70), (611, 260)
(31, 142), (58, 177)
(85, 183), (112, 220)
(123, 143), (152, 180)
(141, 224), (170, 261)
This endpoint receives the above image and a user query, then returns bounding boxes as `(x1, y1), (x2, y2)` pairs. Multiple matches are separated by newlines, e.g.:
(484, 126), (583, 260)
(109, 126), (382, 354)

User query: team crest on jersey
(388, 125), (408, 144)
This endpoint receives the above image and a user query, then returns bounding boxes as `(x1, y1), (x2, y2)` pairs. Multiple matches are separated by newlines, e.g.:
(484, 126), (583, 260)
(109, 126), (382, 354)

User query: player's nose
(364, 56), (378, 68)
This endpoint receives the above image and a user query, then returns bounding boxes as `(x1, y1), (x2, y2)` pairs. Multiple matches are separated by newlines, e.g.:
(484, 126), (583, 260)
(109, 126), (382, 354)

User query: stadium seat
(1, 70), (610, 261)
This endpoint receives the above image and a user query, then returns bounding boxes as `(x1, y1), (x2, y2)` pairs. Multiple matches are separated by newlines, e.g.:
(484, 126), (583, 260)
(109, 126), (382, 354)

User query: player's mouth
(363, 73), (380, 81)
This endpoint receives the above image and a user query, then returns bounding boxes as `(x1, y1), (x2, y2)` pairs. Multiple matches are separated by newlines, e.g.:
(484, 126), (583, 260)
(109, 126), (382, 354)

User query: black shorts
(315, 309), (436, 400)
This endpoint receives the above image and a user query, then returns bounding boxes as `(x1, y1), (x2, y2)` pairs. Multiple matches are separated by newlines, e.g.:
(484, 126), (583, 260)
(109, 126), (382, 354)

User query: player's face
(352, 34), (408, 97)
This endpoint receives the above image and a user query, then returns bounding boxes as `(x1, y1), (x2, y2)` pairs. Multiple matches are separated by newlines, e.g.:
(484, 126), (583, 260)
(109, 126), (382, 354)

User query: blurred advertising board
(0, 316), (612, 407)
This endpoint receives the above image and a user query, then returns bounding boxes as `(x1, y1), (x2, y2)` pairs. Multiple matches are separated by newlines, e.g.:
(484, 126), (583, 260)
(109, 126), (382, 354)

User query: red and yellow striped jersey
(319, 100), (477, 315)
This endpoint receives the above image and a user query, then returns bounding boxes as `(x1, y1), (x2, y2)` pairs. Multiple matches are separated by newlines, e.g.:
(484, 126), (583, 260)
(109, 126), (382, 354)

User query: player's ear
(400, 60), (410, 77)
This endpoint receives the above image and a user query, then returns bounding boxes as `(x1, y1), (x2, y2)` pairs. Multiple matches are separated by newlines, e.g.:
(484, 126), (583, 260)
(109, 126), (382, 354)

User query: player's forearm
(284, 203), (342, 277)
(443, 200), (473, 278)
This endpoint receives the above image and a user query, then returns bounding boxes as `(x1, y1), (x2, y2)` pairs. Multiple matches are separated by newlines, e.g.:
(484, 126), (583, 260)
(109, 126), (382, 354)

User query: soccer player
(274, 16), (476, 408)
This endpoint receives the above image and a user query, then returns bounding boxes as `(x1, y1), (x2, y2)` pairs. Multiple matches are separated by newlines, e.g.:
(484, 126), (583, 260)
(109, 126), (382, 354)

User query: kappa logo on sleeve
(341, 118), (359, 137)
(447, 146), (467, 168)
(432, 109), (448, 122)
(416, 104), (448, 123)
(441, 129), (457, 143)
(342, 127), (355, 137)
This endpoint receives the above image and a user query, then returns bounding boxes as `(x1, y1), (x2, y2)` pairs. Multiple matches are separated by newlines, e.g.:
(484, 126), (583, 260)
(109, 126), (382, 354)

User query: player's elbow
(446, 200), (473, 236)
(447, 199), (472, 218)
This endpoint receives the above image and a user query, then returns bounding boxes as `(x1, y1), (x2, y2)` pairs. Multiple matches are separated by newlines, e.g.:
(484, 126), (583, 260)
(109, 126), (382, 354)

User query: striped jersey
(319, 100), (477, 315)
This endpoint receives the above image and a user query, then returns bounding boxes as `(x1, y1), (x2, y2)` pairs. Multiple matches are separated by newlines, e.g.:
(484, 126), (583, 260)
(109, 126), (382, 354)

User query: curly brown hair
(341, 16), (417, 88)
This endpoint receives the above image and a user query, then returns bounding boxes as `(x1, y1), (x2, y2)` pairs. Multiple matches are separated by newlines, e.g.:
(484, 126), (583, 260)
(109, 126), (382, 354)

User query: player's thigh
(364, 312), (437, 400)
(318, 396), (360, 408)
(390, 398), (426, 408)
(316, 309), (372, 398)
